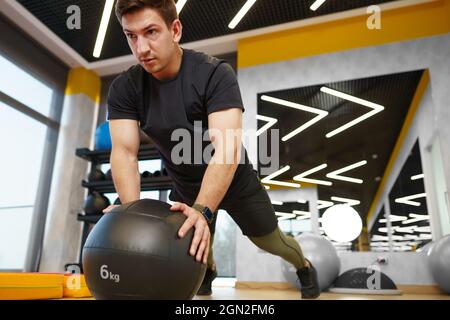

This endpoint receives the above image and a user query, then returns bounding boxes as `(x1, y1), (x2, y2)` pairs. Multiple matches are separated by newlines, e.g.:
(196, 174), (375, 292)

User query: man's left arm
(171, 108), (242, 264)
(171, 62), (243, 264)
(195, 107), (243, 212)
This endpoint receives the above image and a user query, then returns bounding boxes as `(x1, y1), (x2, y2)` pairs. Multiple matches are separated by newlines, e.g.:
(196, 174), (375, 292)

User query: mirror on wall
(256, 69), (428, 251)
(387, 140), (431, 251)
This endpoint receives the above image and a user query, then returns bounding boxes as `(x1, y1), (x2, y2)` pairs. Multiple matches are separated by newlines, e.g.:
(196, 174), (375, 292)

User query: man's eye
(127, 34), (136, 39)
(147, 30), (156, 35)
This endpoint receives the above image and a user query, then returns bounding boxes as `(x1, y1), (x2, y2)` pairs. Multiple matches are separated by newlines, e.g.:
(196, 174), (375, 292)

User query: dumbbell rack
(75, 144), (173, 263)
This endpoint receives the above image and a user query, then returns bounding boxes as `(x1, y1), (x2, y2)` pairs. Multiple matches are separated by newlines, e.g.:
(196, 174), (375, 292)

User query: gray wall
(236, 34), (450, 285)
(39, 93), (98, 273)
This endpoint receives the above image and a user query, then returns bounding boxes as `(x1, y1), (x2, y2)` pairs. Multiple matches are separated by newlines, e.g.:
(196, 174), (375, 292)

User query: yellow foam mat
(63, 274), (92, 298)
(0, 273), (64, 300)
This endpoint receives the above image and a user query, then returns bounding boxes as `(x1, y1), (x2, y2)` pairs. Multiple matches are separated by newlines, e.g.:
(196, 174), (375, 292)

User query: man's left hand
(170, 202), (210, 264)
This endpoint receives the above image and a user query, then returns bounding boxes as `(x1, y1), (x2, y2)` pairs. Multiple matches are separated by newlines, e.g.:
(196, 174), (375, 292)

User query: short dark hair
(115, 0), (178, 28)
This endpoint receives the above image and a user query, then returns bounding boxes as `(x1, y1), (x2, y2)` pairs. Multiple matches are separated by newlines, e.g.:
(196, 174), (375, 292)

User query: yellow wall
(65, 67), (101, 104)
(238, 0), (450, 68)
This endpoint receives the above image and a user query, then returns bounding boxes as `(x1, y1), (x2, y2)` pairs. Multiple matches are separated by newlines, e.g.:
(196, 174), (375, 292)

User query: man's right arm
(109, 119), (141, 204)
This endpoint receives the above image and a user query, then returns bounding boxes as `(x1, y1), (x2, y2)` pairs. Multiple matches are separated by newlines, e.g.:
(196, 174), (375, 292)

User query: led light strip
(378, 227), (389, 233)
(411, 173), (425, 181)
(293, 164), (332, 186)
(261, 165), (301, 188)
(415, 226), (432, 233)
(330, 196), (360, 206)
(392, 226), (416, 234)
(326, 160), (367, 184)
(321, 87), (385, 138)
(310, 0), (327, 11)
(380, 215), (408, 223)
(403, 235), (419, 240)
(293, 210), (311, 221)
(372, 235), (404, 241)
(371, 235), (389, 241)
(317, 200), (334, 210)
(401, 213), (430, 225)
(261, 95), (328, 142)
(395, 193), (427, 207)
(256, 114), (278, 136)
(275, 211), (297, 221)
(271, 200), (284, 206)
(176, 0), (188, 13)
(93, 0), (115, 58)
(228, 0), (257, 29)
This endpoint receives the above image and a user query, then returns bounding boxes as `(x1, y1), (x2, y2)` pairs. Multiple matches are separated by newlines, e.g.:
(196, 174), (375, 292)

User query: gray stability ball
(427, 234), (450, 294)
(282, 232), (341, 291)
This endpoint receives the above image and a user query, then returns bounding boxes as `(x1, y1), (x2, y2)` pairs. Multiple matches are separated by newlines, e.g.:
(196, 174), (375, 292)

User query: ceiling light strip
(320, 87), (385, 138)
(380, 215), (408, 223)
(275, 211), (297, 221)
(411, 173), (425, 180)
(317, 200), (334, 210)
(271, 200), (284, 206)
(402, 213), (430, 225)
(293, 164), (332, 186)
(176, 0), (188, 13)
(256, 114), (278, 136)
(261, 165), (301, 188)
(395, 193), (427, 206)
(261, 95), (328, 141)
(228, 0), (257, 29)
(93, 0), (115, 58)
(310, 0), (327, 11)
(330, 196), (361, 206)
(326, 160), (367, 184)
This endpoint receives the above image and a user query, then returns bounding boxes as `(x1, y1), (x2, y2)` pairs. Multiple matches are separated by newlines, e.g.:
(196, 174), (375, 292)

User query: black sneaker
(296, 259), (320, 299)
(196, 267), (218, 296)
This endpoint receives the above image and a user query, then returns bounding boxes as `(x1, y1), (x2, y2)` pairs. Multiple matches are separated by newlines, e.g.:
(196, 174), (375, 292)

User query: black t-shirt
(107, 48), (261, 206)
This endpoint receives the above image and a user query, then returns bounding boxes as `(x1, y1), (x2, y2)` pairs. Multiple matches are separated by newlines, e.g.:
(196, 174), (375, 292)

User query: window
(0, 55), (53, 117)
(0, 60), (53, 269)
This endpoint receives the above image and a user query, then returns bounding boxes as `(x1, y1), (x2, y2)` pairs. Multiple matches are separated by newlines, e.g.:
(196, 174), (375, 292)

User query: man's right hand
(103, 205), (120, 213)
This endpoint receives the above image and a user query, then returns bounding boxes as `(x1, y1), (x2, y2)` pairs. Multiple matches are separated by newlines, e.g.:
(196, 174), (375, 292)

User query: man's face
(121, 7), (181, 75)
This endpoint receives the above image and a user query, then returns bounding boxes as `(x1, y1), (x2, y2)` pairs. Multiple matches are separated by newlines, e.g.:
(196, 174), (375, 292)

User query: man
(104, 0), (320, 299)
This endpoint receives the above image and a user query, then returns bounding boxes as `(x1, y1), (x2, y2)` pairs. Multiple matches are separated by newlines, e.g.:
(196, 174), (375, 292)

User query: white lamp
(321, 204), (363, 242)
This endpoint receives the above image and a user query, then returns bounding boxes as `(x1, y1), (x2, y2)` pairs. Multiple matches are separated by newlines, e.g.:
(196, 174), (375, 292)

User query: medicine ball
(83, 192), (110, 215)
(153, 170), (161, 178)
(94, 122), (112, 151)
(88, 169), (105, 182)
(427, 234), (450, 293)
(105, 169), (113, 180)
(82, 199), (206, 300)
(141, 171), (152, 179)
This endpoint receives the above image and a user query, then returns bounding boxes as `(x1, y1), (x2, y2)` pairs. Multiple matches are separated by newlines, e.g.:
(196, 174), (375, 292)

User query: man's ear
(171, 19), (183, 43)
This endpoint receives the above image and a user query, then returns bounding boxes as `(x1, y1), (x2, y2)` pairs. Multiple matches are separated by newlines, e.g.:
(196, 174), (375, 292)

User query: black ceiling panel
(17, 0), (401, 62)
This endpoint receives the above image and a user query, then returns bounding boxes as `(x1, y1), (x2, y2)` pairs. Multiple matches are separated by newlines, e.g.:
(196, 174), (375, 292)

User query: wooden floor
(193, 287), (450, 300)
(58, 282), (450, 300)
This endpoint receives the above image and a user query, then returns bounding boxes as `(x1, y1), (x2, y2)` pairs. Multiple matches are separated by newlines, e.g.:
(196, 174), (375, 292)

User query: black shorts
(169, 181), (278, 237)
